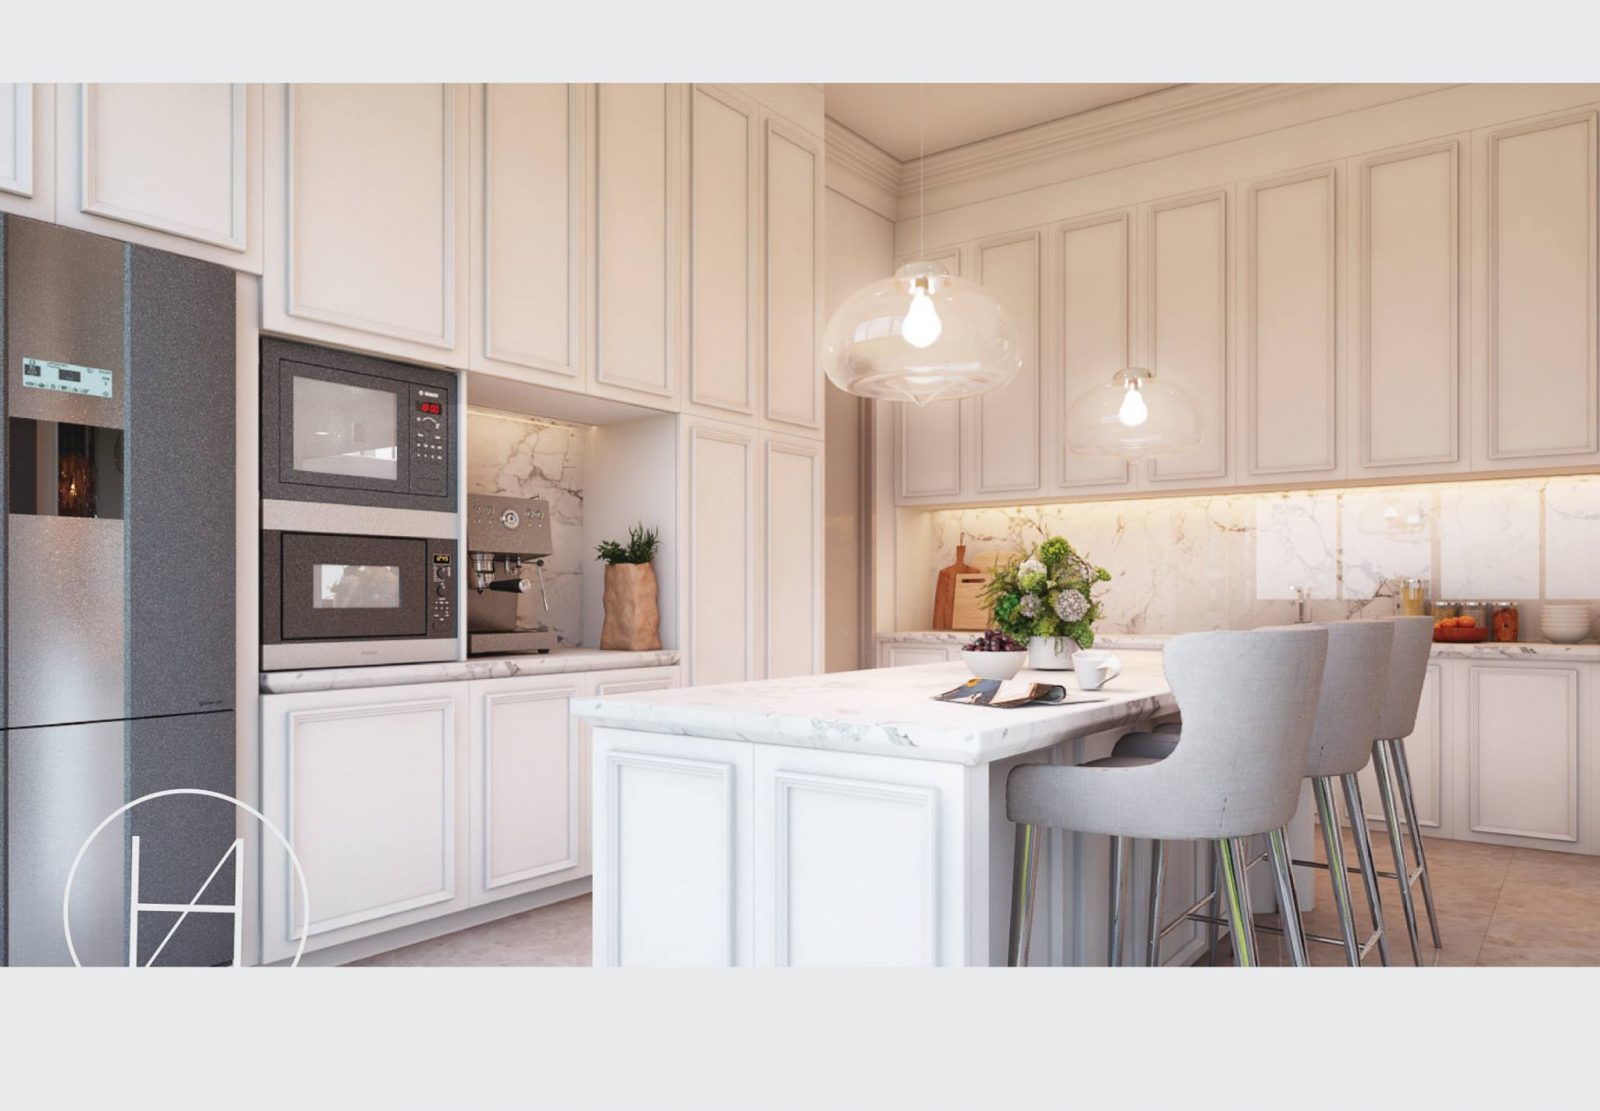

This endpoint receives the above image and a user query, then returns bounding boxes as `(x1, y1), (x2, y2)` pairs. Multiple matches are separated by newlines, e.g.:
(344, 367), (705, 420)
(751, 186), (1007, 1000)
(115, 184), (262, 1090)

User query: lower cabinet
(260, 664), (680, 963)
(877, 643), (957, 668)
(1354, 662), (1448, 834)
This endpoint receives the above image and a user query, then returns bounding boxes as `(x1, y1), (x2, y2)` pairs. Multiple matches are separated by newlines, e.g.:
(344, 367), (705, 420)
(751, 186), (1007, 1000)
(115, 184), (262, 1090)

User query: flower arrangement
(980, 535), (1111, 650)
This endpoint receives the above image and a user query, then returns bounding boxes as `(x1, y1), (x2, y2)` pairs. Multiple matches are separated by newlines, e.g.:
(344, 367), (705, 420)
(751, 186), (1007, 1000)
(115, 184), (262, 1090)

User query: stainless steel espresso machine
(466, 494), (557, 656)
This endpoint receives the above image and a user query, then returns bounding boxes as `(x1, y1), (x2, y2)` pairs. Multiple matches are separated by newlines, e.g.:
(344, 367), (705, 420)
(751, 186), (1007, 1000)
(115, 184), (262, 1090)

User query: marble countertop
(876, 630), (1600, 662)
(571, 652), (1175, 766)
(261, 647), (682, 694)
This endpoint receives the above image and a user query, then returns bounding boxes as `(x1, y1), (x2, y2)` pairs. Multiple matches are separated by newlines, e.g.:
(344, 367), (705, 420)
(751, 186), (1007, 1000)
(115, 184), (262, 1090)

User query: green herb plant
(595, 523), (661, 565)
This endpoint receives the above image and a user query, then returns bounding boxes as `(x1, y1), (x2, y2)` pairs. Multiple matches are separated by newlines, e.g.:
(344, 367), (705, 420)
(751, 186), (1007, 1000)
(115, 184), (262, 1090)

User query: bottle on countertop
(1492, 602), (1519, 642)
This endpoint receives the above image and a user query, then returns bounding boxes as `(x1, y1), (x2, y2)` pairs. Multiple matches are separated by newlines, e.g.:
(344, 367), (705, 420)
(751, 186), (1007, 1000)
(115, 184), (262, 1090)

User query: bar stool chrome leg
(1109, 836), (1130, 967)
(1373, 740), (1424, 965)
(1008, 822), (1041, 967)
(1145, 840), (1167, 968)
(1207, 847), (1222, 966)
(1390, 738), (1443, 949)
(1266, 827), (1309, 967)
(1311, 776), (1362, 966)
(1216, 837), (1259, 967)
(1339, 772), (1391, 967)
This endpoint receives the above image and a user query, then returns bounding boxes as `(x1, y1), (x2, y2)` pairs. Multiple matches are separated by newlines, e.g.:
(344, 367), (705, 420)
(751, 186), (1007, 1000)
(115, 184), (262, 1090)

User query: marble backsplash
(924, 475), (1600, 639)
(466, 409), (589, 646)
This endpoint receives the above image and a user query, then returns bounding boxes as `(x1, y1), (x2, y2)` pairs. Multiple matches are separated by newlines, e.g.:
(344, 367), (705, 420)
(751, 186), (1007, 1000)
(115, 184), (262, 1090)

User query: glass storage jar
(1491, 603), (1520, 642)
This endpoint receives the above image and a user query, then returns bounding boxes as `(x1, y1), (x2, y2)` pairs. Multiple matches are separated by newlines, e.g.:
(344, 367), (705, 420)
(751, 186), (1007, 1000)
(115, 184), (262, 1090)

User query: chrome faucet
(1293, 586), (1312, 624)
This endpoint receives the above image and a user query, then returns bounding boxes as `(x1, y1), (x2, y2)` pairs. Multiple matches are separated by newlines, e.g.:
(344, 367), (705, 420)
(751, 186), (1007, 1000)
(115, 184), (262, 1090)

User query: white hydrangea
(1018, 593), (1041, 618)
(1053, 590), (1089, 622)
(1019, 558), (1046, 578)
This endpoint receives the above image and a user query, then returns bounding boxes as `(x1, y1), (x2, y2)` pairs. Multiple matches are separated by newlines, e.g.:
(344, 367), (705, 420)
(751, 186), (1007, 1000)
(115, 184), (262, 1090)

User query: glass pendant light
(822, 86), (1020, 406)
(1063, 367), (1202, 460)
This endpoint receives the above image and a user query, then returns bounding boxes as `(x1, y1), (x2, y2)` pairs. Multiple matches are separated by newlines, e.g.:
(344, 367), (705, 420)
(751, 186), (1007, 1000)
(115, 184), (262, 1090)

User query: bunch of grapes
(964, 629), (1024, 652)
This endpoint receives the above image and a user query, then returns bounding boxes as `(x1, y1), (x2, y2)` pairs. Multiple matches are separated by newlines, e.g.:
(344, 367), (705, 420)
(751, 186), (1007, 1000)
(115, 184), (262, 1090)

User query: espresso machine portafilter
(466, 494), (558, 656)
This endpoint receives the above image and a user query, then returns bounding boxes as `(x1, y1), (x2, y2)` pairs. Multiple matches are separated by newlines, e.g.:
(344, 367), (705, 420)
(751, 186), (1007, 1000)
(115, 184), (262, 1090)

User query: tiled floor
(352, 835), (1600, 967)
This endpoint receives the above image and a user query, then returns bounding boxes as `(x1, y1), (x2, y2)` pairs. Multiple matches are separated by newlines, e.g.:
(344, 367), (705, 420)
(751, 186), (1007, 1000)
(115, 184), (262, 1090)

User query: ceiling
(824, 84), (1177, 162)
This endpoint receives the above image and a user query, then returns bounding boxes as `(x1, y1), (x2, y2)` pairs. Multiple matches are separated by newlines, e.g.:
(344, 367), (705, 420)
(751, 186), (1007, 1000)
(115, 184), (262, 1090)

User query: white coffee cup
(1072, 650), (1122, 691)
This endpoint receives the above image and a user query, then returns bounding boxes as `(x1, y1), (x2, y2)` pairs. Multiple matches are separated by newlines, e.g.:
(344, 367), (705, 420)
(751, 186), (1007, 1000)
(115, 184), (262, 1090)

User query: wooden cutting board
(933, 546), (1000, 631)
(932, 545), (978, 630)
(950, 570), (992, 631)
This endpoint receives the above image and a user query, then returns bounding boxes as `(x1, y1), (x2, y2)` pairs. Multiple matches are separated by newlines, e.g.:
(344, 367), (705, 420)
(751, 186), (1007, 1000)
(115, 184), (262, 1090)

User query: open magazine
(934, 678), (1109, 709)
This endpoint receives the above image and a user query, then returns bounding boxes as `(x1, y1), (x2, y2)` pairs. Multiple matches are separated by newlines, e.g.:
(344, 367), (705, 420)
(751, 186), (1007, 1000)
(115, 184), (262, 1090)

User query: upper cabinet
(469, 83), (587, 388)
(0, 84), (54, 221)
(264, 84), (471, 368)
(894, 247), (967, 504)
(973, 230), (1044, 496)
(1473, 109), (1600, 471)
(762, 118), (825, 435)
(1054, 211), (1134, 493)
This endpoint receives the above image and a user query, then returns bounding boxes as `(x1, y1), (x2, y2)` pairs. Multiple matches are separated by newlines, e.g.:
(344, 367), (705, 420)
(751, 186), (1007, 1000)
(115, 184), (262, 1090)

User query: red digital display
(418, 401), (443, 415)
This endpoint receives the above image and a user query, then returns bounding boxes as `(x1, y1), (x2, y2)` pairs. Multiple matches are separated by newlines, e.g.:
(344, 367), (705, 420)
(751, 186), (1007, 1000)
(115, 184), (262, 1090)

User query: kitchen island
(571, 652), (1222, 967)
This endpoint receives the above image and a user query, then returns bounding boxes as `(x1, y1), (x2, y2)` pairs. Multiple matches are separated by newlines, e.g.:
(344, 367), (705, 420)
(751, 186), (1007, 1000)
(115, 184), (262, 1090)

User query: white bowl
(1542, 605), (1592, 643)
(961, 649), (1026, 681)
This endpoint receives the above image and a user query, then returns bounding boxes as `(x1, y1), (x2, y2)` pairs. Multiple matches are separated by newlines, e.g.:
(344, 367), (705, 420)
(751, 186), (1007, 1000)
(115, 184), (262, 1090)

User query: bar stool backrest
(1375, 616), (1435, 741)
(1260, 620), (1393, 778)
(1154, 627), (1328, 839)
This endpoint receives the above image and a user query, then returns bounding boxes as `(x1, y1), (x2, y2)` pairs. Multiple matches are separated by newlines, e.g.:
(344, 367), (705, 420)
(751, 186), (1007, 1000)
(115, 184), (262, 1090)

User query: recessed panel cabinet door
(685, 420), (757, 685)
(1, 83), (54, 220)
(1351, 139), (1465, 476)
(1467, 665), (1580, 845)
(1357, 663), (1445, 830)
(265, 84), (470, 367)
(56, 84), (262, 271)
(688, 86), (759, 418)
(763, 119), (824, 434)
(470, 84), (585, 387)
(593, 83), (682, 406)
(1243, 166), (1340, 478)
(894, 248), (966, 503)
(1476, 110), (1600, 468)
(764, 436), (822, 679)
(1056, 212), (1133, 490)
(974, 231), (1043, 495)
(1144, 189), (1231, 485)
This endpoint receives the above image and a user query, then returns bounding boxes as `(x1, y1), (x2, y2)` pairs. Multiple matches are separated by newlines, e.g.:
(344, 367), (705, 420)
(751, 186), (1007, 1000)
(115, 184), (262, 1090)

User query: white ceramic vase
(1026, 636), (1076, 670)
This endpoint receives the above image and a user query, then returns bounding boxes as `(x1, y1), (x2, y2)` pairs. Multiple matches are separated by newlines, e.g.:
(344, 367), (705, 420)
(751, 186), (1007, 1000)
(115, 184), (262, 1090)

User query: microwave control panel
(410, 386), (450, 496)
(428, 540), (456, 634)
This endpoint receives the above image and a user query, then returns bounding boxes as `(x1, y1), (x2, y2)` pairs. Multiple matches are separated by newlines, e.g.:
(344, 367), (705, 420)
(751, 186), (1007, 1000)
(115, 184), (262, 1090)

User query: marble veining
(467, 409), (589, 647)
(876, 631), (1600, 662)
(261, 648), (681, 694)
(572, 652), (1177, 766)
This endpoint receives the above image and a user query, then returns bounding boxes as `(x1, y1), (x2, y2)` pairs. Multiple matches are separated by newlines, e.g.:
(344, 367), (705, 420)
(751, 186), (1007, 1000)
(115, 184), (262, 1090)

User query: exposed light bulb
(1117, 381), (1149, 427)
(902, 285), (942, 349)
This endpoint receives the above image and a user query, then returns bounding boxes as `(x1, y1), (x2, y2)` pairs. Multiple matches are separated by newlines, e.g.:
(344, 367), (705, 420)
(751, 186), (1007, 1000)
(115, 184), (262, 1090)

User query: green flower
(1019, 570), (1047, 593)
(1038, 537), (1071, 566)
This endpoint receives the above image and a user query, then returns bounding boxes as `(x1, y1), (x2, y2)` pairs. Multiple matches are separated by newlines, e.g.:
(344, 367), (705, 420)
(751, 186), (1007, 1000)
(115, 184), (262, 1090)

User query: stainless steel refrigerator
(0, 215), (236, 966)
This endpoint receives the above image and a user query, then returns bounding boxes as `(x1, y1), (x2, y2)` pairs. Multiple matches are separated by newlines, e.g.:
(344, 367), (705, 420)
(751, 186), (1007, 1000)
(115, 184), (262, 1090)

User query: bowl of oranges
(1433, 614), (1488, 643)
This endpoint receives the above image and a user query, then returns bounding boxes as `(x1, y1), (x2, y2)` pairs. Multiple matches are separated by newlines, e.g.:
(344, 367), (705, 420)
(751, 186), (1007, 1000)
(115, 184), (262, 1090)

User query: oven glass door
(278, 359), (409, 495)
(279, 533), (428, 641)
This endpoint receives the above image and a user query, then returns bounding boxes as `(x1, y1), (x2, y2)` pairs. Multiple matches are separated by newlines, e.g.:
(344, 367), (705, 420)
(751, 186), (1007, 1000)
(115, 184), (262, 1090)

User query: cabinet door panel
(1468, 666), (1579, 843)
(686, 422), (756, 685)
(1, 83), (41, 205)
(594, 83), (679, 402)
(1244, 167), (1339, 477)
(893, 248), (965, 502)
(763, 120), (823, 432)
(1483, 112), (1599, 463)
(473, 84), (584, 383)
(1145, 190), (1230, 484)
(268, 84), (468, 364)
(974, 232), (1042, 494)
(583, 668), (683, 875)
(764, 437), (822, 679)
(881, 644), (952, 667)
(1355, 140), (1463, 472)
(1056, 213), (1133, 489)
(1358, 663), (1443, 828)
(689, 86), (758, 416)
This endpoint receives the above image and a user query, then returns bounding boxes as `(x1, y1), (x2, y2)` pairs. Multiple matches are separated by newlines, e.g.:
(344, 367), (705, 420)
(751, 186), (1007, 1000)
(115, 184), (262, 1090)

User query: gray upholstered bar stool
(1367, 615), (1441, 965)
(1117, 620), (1397, 967)
(1006, 628), (1328, 968)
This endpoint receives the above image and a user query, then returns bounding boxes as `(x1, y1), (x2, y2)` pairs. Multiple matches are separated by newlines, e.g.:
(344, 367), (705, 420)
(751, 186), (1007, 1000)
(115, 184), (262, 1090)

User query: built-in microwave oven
(262, 529), (458, 670)
(261, 338), (456, 515)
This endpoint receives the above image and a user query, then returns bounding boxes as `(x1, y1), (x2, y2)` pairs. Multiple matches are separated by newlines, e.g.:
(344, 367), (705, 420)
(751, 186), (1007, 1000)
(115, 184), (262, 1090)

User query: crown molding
(824, 118), (901, 220)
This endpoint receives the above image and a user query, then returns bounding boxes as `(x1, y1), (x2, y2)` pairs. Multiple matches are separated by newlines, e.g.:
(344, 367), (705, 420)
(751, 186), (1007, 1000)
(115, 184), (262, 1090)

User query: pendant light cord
(918, 83), (926, 261)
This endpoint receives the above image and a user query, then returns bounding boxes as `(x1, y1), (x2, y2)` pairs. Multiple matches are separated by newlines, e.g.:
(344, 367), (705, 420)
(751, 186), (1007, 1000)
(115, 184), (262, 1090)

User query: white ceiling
(824, 84), (1177, 162)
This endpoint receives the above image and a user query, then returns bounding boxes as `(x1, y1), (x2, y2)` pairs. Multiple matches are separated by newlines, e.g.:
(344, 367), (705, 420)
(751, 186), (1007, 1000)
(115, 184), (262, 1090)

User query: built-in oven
(262, 529), (458, 670)
(261, 337), (456, 515)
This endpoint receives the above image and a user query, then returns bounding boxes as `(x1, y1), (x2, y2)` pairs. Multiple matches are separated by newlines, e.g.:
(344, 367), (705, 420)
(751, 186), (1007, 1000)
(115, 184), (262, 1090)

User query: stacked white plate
(1541, 602), (1593, 644)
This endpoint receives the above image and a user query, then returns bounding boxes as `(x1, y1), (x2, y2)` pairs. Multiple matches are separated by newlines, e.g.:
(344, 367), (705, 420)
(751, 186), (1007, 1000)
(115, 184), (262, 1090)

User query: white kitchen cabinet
(469, 84), (587, 388)
(892, 247), (967, 504)
(466, 673), (585, 907)
(1241, 165), (1341, 480)
(763, 435), (823, 678)
(54, 83), (262, 271)
(591, 83), (684, 407)
(1354, 662), (1448, 834)
(1053, 210), (1135, 492)
(0, 83), (54, 221)
(682, 417), (759, 686)
(1461, 663), (1582, 848)
(1348, 137), (1468, 478)
(762, 116), (824, 436)
(582, 667), (683, 875)
(1143, 188), (1233, 486)
(687, 85), (760, 420)
(264, 83), (470, 367)
(1473, 109), (1600, 471)
(260, 682), (471, 963)
(973, 230), (1044, 496)
(878, 643), (956, 668)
